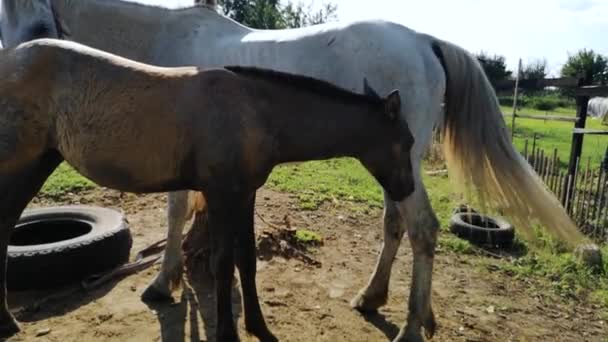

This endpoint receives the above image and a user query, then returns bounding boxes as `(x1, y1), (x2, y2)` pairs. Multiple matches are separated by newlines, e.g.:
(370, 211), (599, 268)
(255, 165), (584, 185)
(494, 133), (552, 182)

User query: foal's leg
(235, 193), (277, 342)
(351, 192), (404, 311)
(142, 190), (198, 301)
(207, 195), (240, 342)
(0, 152), (62, 337)
(395, 186), (439, 342)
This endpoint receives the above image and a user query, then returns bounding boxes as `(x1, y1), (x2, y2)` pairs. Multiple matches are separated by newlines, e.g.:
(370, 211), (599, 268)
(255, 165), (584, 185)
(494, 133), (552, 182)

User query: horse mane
(224, 66), (385, 107)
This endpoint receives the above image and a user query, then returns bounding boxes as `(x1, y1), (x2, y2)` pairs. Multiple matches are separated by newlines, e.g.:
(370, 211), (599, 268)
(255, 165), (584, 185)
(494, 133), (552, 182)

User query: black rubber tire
(7, 206), (132, 291)
(449, 212), (515, 247)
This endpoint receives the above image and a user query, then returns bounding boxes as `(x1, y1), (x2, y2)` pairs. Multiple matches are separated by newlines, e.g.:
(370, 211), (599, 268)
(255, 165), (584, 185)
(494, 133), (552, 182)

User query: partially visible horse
(0, 38), (415, 341)
(588, 97), (608, 122)
(0, 1), (587, 340)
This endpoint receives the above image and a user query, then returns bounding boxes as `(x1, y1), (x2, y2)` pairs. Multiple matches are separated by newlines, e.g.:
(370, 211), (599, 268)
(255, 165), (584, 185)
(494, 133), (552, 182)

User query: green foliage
(295, 229), (323, 244)
(519, 58), (548, 81)
(475, 51), (512, 85)
(499, 93), (575, 111)
(281, 2), (338, 28)
(561, 48), (608, 84)
(529, 97), (558, 111)
(439, 235), (474, 254)
(217, 0), (337, 29)
(40, 163), (96, 197)
(493, 240), (608, 305)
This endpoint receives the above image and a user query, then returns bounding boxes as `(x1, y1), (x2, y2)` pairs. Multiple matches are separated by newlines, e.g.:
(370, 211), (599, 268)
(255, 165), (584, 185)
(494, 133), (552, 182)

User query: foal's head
(360, 80), (415, 202)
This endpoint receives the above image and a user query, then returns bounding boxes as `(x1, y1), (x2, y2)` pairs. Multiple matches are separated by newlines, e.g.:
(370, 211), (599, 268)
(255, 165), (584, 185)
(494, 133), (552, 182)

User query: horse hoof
(0, 316), (20, 338)
(423, 311), (437, 339)
(141, 284), (172, 303)
(350, 290), (387, 312)
(393, 328), (424, 342)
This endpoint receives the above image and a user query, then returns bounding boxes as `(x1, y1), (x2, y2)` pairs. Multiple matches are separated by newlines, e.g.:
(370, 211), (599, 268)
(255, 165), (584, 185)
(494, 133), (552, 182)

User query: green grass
(267, 159), (385, 210)
(40, 163), (95, 197)
(501, 105), (608, 169)
(294, 229), (323, 245)
(491, 239), (608, 307)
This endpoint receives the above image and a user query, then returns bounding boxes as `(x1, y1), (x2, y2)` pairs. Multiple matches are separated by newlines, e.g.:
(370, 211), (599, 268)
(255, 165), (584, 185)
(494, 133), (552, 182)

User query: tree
(520, 58), (547, 80)
(518, 58), (548, 93)
(281, 2), (338, 28)
(216, 0), (337, 29)
(561, 49), (608, 84)
(475, 52), (512, 86)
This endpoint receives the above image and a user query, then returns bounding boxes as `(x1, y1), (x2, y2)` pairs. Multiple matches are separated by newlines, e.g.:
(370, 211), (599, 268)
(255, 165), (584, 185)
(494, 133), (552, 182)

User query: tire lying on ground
(7, 206), (132, 291)
(449, 212), (515, 247)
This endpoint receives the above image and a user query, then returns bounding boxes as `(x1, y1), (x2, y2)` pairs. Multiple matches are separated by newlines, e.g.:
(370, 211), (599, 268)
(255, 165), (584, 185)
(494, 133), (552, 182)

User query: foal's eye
(29, 23), (51, 39)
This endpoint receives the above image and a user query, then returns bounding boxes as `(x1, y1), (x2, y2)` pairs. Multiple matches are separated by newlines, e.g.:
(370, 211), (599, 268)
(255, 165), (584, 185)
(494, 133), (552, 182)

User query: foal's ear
(384, 90), (401, 121)
(363, 78), (381, 99)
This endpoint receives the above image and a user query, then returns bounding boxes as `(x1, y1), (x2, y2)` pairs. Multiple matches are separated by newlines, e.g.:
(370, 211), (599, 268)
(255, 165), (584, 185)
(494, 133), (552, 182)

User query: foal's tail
(430, 38), (587, 247)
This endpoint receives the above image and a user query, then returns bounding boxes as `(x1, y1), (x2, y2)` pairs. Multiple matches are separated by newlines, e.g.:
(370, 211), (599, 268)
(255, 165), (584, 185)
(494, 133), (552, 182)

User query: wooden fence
(523, 135), (608, 241)
(497, 74), (608, 213)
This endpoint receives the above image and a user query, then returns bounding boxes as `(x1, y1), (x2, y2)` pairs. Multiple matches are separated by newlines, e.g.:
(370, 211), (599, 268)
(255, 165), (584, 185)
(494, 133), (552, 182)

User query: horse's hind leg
(235, 193), (277, 342)
(351, 175), (438, 341)
(351, 191), (404, 311)
(142, 190), (200, 301)
(0, 152), (62, 337)
(395, 186), (438, 342)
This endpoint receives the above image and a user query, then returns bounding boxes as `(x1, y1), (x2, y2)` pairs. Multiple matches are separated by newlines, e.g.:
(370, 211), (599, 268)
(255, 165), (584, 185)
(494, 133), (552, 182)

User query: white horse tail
(430, 38), (587, 247)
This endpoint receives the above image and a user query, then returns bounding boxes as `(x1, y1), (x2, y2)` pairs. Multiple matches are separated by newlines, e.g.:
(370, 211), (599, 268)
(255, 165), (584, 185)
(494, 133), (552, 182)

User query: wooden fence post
(565, 77), (592, 209)
(511, 59), (522, 140)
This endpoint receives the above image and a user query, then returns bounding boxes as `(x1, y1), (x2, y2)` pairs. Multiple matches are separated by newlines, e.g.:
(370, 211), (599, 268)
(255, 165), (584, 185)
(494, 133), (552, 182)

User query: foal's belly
(59, 142), (191, 194)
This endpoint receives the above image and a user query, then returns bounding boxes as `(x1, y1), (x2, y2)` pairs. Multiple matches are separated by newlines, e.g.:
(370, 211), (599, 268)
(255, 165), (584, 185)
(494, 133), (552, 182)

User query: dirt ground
(5, 187), (607, 342)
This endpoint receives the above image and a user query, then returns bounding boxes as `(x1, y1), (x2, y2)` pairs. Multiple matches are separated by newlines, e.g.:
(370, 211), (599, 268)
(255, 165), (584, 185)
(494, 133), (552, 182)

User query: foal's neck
(272, 96), (385, 164)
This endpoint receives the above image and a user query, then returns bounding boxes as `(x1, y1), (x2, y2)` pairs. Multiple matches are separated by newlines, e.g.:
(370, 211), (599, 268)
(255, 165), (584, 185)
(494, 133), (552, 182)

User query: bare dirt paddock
(6, 188), (607, 342)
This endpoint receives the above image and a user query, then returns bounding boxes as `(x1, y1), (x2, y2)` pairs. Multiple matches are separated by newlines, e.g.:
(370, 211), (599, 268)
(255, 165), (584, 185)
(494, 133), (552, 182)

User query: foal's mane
(224, 66), (384, 107)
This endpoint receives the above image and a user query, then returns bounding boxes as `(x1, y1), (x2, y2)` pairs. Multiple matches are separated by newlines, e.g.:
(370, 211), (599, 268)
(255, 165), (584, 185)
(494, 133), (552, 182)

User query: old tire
(7, 206), (132, 291)
(449, 213), (514, 247)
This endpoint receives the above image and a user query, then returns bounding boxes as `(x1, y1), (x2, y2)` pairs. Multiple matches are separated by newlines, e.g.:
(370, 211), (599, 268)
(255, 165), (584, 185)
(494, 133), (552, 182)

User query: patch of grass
(294, 229), (323, 245)
(40, 163), (95, 197)
(439, 234), (474, 254)
(267, 159), (384, 210)
(490, 232), (608, 306)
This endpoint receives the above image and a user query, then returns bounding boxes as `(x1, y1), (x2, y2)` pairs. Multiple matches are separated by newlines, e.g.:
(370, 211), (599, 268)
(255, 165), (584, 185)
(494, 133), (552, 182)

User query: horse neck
(51, 0), (249, 65)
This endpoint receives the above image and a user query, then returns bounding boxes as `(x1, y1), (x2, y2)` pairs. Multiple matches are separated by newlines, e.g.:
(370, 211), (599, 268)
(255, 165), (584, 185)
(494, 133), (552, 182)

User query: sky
(3, 0), (606, 76)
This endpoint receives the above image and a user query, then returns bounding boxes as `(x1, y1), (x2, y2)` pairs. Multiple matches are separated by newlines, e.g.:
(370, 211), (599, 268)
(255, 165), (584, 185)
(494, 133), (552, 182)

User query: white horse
(0, 1), (586, 341)
(588, 97), (608, 121)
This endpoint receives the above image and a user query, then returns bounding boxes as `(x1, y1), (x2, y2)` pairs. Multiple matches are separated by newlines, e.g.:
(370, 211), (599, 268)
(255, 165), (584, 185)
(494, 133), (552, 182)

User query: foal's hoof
(141, 284), (173, 303)
(0, 316), (20, 338)
(350, 290), (387, 312)
(423, 311), (437, 339)
(248, 327), (278, 342)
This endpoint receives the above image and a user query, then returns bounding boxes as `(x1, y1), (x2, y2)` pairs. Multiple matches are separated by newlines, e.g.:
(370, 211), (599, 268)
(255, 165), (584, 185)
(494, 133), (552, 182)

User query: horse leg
(235, 193), (277, 342)
(142, 190), (195, 301)
(207, 195), (240, 342)
(394, 186), (438, 342)
(0, 152), (62, 337)
(351, 191), (404, 311)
